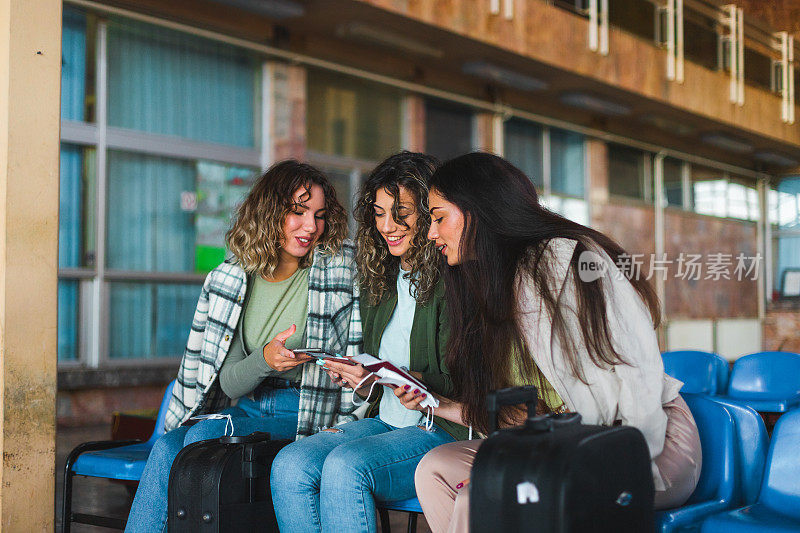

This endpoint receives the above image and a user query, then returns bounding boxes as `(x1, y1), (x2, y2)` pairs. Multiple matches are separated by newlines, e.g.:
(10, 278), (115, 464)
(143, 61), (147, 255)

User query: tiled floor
(56, 425), (432, 532)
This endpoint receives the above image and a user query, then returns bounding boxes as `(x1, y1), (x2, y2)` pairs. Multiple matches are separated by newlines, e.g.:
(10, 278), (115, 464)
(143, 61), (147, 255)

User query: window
(504, 118), (587, 225)
(550, 128), (585, 198)
(683, 10), (720, 71)
(504, 118), (543, 189)
(692, 167), (759, 221)
(663, 157), (684, 208)
(107, 19), (259, 147)
(58, 9), (261, 364)
(770, 178), (800, 296)
(608, 143), (651, 201)
(424, 99), (474, 161)
(727, 178), (759, 221)
(608, 0), (656, 42)
(744, 47), (774, 92)
(58, 143), (94, 362)
(552, 0), (589, 16)
(692, 166), (728, 218)
(108, 282), (201, 360)
(61, 7), (95, 122)
(307, 69), (402, 162)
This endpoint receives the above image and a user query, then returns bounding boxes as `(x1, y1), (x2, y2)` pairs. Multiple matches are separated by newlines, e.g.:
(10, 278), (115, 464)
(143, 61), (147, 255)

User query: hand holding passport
(295, 349), (438, 409)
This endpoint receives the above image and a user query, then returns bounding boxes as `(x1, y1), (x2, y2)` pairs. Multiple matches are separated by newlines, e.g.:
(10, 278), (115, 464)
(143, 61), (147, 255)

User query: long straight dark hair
(430, 152), (661, 433)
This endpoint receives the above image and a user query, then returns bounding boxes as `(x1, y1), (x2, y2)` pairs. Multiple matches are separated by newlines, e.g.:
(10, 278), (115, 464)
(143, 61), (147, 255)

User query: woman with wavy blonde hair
(271, 151), (470, 533)
(126, 160), (362, 533)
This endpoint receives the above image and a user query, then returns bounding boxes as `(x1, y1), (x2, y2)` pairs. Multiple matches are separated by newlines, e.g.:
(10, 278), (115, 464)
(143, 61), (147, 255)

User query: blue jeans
(124, 387), (300, 533)
(271, 417), (456, 533)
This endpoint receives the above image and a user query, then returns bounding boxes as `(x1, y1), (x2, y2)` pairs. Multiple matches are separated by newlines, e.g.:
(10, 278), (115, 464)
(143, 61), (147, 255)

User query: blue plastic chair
(724, 352), (800, 413)
(663, 351), (730, 395)
(61, 380), (175, 532)
(708, 397), (770, 506)
(377, 497), (423, 533)
(655, 394), (738, 533)
(700, 407), (800, 533)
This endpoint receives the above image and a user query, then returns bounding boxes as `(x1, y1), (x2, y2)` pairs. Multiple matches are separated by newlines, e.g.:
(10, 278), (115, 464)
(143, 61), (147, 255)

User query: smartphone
(292, 348), (357, 365)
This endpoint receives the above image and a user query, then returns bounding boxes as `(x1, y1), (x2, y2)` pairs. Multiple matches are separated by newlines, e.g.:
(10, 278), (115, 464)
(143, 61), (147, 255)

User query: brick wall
(664, 210), (759, 319)
(764, 304), (800, 352)
(57, 384), (168, 427)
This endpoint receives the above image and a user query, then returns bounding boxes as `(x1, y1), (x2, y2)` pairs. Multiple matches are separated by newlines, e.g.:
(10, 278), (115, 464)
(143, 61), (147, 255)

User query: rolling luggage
(167, 431), (291, 533)
(469, 386), (654, 533)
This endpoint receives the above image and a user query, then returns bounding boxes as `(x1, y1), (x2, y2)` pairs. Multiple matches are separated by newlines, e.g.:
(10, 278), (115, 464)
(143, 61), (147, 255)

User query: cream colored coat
(516, 238), (682, 490)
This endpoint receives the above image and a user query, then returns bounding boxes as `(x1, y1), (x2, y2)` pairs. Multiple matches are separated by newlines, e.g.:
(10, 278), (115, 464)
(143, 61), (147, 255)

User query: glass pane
(542, 196), (589, 226)
(663, 157), (684, 207)
(608, 144), (648, 200)
(107, 151), (195, 272)
(504, 118), (543, 189)
(307, 69), (402, 161)
(774, 177), (800, 229)
(107, 18), (258, 147)
(776, 236), (800, 295)
(195, 161), (256, 272)
(424, 99), (473, 161)
(552, 0), (589, 16)
(609, 0), (655, 41)
(551, 128), (585, 197)
(744, 48), (774, 91)
(61, 7), (95, 122)
(727, 179), (759, 221)
(58, 280), (80, 361)
(108, 282), (200, 359)
(684, 11), (719, 71)
(692, 165), (727, 217)
(108, 151), (255, 273)
(60, 144), (96, 268)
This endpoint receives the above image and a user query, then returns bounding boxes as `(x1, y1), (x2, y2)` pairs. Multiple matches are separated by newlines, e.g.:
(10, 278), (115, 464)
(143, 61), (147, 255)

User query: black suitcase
(167, 431), (291, 533)
(470, 386), (654, 533)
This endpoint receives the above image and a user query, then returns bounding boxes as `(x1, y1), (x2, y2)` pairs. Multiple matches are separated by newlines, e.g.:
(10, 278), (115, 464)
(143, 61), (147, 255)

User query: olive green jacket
(360, 278), (470, 441)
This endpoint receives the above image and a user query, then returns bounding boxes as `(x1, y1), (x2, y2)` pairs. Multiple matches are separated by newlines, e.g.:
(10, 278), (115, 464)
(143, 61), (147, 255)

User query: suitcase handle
(527, 412), (582, 431)
(487, 386), (538, 433)
(219, 431), (271, 445)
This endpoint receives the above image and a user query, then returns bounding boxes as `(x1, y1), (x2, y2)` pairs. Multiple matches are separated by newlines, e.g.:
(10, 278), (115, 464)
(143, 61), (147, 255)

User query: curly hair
(354, 151), (440, 305)
(226, 160), (348, 278)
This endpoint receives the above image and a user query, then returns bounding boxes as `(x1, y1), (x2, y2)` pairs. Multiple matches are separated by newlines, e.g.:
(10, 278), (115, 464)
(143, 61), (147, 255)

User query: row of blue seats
(64, 351), (800, 532)
(662, 350), (800, 413)
(656, 395), (800, 533)
(656, 350), (800, 532)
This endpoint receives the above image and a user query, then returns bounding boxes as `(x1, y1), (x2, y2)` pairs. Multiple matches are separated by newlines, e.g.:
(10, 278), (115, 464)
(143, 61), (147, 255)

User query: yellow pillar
(0, 0), (61, 529)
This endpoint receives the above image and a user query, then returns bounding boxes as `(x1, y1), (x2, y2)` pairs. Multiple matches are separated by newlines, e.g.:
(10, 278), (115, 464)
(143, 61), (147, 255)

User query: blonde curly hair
(355, 152), (440, 305)
(226, 160), (347, 278)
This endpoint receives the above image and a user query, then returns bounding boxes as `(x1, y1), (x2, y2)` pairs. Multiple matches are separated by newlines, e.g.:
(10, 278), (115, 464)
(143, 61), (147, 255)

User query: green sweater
(360, 278), (470, 441)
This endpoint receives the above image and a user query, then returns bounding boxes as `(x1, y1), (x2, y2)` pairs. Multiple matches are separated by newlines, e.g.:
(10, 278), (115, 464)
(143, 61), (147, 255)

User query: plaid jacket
(163, 242), (363, 438)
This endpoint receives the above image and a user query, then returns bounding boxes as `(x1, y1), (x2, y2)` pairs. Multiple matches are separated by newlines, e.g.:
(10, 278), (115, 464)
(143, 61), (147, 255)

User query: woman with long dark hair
(403, 152), (701, 533)
(125, 160), (360, 533)
(270, 152), (469, 533)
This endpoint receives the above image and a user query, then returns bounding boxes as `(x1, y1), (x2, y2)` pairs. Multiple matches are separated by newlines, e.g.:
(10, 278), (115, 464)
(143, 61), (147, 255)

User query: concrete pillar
(473, 112), (499, 153)
(0, 0), (61, 529)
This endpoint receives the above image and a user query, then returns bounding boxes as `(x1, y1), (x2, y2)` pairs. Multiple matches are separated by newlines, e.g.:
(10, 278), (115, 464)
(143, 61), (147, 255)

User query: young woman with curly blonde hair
(270, 151), (470, 533)
(126, 160), (362, 533)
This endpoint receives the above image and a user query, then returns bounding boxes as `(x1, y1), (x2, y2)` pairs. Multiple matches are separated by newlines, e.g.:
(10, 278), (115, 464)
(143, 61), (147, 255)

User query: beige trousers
(414, 395), (702, 533)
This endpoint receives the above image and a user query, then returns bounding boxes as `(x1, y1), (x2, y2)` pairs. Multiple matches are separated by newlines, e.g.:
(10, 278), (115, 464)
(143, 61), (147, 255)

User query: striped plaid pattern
(164, 242), (363, 439)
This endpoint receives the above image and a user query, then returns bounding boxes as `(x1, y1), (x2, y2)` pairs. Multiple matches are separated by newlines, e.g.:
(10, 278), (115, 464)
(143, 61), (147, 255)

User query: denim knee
(321, 444), (368, 489)
(271, 441), (319, 492)
(183, 419), (228, 445)
(150, 427), (189, 466)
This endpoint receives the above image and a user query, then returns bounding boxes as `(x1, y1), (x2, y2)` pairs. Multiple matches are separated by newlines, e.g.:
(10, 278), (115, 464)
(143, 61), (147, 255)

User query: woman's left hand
(393, 385), (430, 412)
